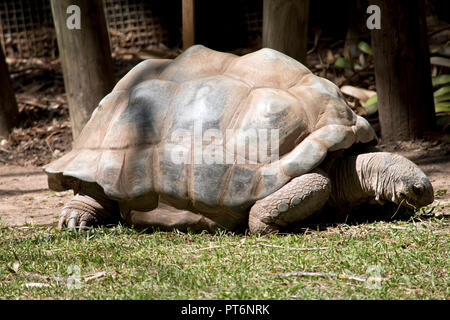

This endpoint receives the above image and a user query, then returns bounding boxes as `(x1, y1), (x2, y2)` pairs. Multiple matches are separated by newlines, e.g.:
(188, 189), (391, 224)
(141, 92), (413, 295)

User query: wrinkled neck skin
(327, 153), (396, 207)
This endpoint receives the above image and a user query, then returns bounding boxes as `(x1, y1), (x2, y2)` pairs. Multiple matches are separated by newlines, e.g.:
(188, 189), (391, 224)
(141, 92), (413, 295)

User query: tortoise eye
(412, 184), (423, 195)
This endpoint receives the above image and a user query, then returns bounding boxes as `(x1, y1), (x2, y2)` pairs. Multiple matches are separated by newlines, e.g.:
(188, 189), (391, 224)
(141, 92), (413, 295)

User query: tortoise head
(369, 153), (434, 209)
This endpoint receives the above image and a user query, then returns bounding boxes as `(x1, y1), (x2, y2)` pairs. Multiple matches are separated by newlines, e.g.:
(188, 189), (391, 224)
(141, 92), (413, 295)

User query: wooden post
(182, 0), (195, 49)
(371, 0), (435, 142)
(263, 0), (310, 63)
(0, 45), (19, 137)
(51, 0), (114, 139)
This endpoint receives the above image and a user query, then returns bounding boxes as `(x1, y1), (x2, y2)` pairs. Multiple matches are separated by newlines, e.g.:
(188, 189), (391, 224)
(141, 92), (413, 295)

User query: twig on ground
(45, 139), (53, 153)
(279, 271), (374, 283)
(6, 259), (109, 284)
(389, 225), (409, 230)
(22, 282), (51, 288)
(83, 271), (107, 282)
(14, 272), (67, 283)
(10, 271), (110, 284)
(253, 243), (328, 251)
(16, 98), (48, 109)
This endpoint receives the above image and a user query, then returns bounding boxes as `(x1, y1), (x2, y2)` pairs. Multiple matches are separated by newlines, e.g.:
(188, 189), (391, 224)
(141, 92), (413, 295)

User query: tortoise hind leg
(124, 203), (220, 233)
(249, 170), (331, 234)
(59, 182), (119, 230)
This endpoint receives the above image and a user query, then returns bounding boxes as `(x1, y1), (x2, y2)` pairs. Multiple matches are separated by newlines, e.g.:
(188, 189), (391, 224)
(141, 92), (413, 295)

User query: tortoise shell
(45, 45), (375, 219)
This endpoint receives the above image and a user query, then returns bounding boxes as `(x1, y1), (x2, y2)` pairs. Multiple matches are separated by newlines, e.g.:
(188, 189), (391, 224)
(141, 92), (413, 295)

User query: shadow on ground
(284, 202), (446, 234)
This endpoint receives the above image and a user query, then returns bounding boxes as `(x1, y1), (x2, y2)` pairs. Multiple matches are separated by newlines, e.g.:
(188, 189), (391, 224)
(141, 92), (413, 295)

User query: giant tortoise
(44, 45), (434, 234)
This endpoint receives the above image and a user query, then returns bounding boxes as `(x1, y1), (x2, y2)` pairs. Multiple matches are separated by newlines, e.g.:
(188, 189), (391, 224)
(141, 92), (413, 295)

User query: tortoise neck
(327, 153), (381, 206)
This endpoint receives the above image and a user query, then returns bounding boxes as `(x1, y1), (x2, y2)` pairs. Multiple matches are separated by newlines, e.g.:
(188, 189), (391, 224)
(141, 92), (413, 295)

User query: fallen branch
(389, 225), (409, 230)
(16, 98), (48, 109)
(253, 244), (328, 251)
(83, 271), (107, 282)
(279, 271), (382, 283)
(22, 282), (51, 288)
(7, 262), (109, 284)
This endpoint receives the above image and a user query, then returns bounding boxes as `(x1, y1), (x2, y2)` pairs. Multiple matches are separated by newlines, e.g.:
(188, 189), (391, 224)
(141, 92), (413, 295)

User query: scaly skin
(248, 170), (331, 234)
(327, 152), (434, 209)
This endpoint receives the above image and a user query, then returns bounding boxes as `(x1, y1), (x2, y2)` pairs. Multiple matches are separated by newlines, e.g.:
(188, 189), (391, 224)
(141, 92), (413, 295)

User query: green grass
(0, 206), (448, 300)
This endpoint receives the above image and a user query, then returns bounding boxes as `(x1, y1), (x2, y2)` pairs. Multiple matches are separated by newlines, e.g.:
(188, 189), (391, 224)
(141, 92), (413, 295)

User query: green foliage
(433, 86), (450, 113)
(345, 41), (450, 115)
(358, 41), (373, 56)
(435, 102), (450, 113)
(432, 74), (450, 87)
(363, 79), (450, 115)
(434, 85), (450, 97)
(363, 94), (378, 115)
(335, 41), (373, 71)
(334, 57), (351, 69)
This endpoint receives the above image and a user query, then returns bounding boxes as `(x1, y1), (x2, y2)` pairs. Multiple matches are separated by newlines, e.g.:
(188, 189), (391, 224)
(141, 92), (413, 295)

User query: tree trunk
(0, 45), (19, 137)
(371, 0), (435, 142)
(263, 0), (310, 64)
(51, 0), (114, 139)
(182, 0), (195, 49)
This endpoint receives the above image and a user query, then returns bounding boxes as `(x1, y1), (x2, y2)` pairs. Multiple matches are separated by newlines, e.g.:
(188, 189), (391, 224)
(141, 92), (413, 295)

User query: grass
(0, 203), (448, 300)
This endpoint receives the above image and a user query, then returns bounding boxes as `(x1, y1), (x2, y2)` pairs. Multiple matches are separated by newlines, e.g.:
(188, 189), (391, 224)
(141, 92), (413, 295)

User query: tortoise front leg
(59, 183), (119, 230)
(248, 170), (331, 234)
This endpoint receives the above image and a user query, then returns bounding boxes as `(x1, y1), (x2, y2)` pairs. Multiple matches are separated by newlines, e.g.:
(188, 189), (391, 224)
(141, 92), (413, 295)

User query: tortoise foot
(59, 194), (118, 230)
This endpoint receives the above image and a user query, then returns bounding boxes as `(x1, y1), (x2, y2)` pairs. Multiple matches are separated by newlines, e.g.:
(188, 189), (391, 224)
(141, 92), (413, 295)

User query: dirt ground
(0, 139), (448, 227)
(0, 165), (71, 226)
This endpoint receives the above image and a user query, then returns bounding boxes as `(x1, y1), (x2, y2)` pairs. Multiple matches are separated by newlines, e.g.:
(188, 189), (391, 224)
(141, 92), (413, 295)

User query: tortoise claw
(58, 209), (69, 228)
(78, 220), (90, 231)
(58, 208), (95, 231)
(67, 211), (78, 230)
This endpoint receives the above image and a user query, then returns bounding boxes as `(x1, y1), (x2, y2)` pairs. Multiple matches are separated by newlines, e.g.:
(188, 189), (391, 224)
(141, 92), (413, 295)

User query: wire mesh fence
(0, 0), (263, 59)
(103, 0), (170, 54)
(0, 0), (56, 58)
(0, 0), (172, 59)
